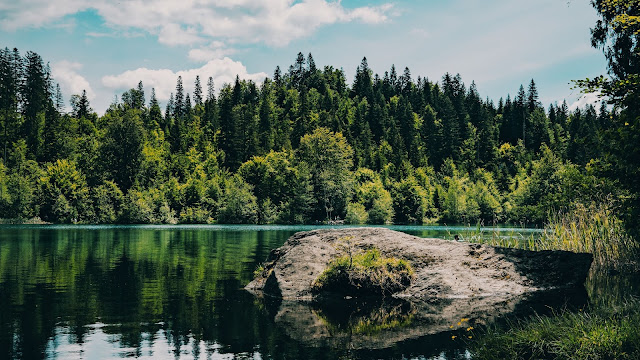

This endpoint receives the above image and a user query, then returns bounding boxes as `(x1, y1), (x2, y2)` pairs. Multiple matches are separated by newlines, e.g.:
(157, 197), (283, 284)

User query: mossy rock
(311, 248), (414, 296)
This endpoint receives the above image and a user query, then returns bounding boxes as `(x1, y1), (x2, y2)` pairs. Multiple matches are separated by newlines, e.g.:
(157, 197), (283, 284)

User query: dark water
(0, 225), (604, 360)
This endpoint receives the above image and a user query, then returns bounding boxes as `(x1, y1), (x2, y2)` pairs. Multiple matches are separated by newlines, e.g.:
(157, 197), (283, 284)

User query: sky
(0, 0), (607, 114)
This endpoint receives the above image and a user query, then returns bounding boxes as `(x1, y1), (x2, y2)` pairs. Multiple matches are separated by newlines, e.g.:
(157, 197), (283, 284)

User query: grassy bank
(471, 301), (640, 360)
(468, 202), (639, 359)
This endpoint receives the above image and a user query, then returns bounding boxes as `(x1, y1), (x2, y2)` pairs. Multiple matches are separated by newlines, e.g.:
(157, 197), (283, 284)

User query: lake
(0, 225), (629, 359)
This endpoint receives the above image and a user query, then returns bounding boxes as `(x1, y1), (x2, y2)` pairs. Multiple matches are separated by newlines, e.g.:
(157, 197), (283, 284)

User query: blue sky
(0, 0), (607, 114)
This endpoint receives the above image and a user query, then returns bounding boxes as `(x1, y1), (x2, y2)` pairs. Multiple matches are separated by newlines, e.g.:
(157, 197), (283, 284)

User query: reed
(464, 201), (637, 270)
(535, 203), (637, 269)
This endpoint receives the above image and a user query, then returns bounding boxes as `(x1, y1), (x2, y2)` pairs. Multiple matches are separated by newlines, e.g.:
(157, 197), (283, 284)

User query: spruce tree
(194, 75), (203, 106)
(22, 51), (50, 159)
(527, 79), (540, 113)
(174, 76), (185, 120)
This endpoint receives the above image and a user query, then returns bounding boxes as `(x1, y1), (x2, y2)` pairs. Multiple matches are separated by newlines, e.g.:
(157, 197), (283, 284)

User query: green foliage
(507, 146), (586, 224)
(576, 0), (640, 237)
(120, 188), (176, 224)
(100, 108), (145, 191)
(39, 159), (91, 223)
(179, 206), (212, 224)
(392, 176), (428, 224)
(312, 248), (414, 296)
(91, 180), (123, 223)
(298, 127), (354, 221)
(472, 303), (640, 360)
(352, 168), (394, 224)
(217, 175), (258, 224)
(344, 202), (368, 224)
(536, 202), (638, 269)
(0, 47), (631, 229)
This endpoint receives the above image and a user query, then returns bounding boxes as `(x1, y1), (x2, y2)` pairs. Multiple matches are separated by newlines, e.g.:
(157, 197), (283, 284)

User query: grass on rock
(312, 248), (414, 296)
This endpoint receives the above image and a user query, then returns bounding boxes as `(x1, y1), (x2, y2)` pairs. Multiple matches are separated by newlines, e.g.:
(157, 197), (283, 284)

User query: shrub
(312, 248), (414, 296)
(344, 202), (368, 224)
(179, 206), (212, 224)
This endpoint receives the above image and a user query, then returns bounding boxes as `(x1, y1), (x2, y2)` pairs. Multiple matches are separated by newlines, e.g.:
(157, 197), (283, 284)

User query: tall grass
(471, 300), (640, 360)
(464, 202), (637, 270)
(536, 203), (637, 269)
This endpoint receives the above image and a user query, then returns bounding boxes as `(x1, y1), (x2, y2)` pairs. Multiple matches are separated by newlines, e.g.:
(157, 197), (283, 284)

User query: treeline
(0, 48), (620, 225)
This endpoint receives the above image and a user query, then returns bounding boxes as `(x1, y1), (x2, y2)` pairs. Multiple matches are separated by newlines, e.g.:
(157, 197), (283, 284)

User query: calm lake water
(0, 225), (632, 360)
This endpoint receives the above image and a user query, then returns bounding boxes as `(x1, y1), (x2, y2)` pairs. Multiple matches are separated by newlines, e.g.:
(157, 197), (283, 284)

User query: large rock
(246, 227), (592, 350)
(246, 227), (593, 301)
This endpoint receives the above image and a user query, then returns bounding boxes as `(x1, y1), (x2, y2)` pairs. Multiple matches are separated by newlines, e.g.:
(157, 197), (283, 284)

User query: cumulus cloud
(102, 57), (268, 102)
(51, 61), (96, 106)
(1, 0), (393, 47)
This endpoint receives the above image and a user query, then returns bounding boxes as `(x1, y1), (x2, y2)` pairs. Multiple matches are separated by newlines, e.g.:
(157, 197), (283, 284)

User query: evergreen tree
(0, 47), (22, 163)
(174, 76), (185, 120)
(258, 80), (275, 153)
(100, 109), (145, 191)
(353, 57), (374, 100)
(194, 75), (203, 106)
(147, 88), (162, 130)
(527, 79), (540, 113)
(71, 90), (92, 119)
(21, 51), (51, 159)
(289, 52), (306, 89)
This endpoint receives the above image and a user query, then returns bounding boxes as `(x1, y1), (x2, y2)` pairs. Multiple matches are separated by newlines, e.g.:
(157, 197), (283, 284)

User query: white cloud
(1, 0), (393, 48)
(0, 0), (88, 30)
(188, 41), (236, 62)
(51, 61), (96, 107)
(569, 91), (602, 111)
(158, 23), (204, 46)
(101, 57), (268, 102)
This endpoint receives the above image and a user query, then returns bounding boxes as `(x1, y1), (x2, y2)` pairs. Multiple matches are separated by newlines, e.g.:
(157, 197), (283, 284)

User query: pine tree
(148, 88), (162, 129)
(389, 65), (399, 93)
(0, 47), (22, 163)
(527, 79), (540, 113)
(400, 67), (412, 95)
(289, 52), (306, 89)
(54, 83), (64, 113)
(515, 84), (527, 146)
(71, 90), (92, 119)
(22, 51), (51, 159)
(174, 76), (185, 120)
(258, 80), (274, 153)
(206, 76), (215, 102)
(194, 75), (203, 106)
(353, 57), (374, 100)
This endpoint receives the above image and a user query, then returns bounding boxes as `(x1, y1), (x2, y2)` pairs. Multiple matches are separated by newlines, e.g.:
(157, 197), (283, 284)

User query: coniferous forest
(0, 48), (634, 229)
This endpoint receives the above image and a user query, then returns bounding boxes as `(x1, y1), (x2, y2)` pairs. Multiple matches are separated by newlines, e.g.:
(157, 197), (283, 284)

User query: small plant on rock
(312, 247), (414, 296)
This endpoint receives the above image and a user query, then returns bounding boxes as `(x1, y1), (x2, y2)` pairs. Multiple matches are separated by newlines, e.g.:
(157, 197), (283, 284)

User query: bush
(91, 181), (123, 223)
(392, 176), (428, 224)
(217, 175), (258, 224)
(312, 248), (414, 296)
(179, 206), (212, 224)
(344, 202), (368, 224)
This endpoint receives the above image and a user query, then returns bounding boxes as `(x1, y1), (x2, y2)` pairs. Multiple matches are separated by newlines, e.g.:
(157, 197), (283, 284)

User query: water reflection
(255, 286), (589, 353)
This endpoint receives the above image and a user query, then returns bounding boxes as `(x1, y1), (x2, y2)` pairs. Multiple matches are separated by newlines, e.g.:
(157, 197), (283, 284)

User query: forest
(0, 47), (635, 231)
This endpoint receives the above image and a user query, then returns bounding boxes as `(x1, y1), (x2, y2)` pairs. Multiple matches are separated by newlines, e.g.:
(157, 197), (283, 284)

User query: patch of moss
(312, 248), (414, 296)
